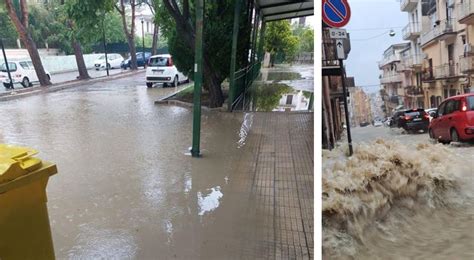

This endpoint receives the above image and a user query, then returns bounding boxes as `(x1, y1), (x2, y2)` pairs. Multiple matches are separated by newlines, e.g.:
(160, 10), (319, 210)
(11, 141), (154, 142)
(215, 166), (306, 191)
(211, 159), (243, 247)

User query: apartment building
(349, 87), (373, 126)
(379, 43), (410, 115)
(400, 0), (426, 109)
(420, 0), (470, 108)
(458, 0), (474, 93)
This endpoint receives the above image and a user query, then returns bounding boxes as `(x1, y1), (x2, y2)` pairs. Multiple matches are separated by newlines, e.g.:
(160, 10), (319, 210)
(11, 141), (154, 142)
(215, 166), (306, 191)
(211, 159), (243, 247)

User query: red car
(429, 93), (474, 143)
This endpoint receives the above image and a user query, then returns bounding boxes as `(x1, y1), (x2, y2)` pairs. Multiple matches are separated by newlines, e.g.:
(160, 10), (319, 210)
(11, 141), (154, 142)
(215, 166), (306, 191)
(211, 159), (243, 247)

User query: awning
(256, 1), (314, 22)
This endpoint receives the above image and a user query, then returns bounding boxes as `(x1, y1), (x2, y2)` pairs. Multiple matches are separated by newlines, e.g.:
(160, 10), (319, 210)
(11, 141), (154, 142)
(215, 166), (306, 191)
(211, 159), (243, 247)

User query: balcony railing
(402, 54), (424, 68)
(434, 63), (460, 78)
(406, 87), (424, 96)
(400, 0), (417, 12)
(378, 53), (401, 68)
(458, 1), (474, 24)
(420, 19), (455, 46)
(402, 22), (421, 40)
(459, 55), (474, 74)
(380, 73), (403, 84)
(422, 67), (434, 81)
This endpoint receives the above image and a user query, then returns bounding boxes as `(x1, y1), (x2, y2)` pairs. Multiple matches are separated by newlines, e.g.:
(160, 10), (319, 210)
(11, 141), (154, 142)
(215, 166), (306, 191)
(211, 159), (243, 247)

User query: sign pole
(191, 0), (203, 158)
(339, 59), (353, 156)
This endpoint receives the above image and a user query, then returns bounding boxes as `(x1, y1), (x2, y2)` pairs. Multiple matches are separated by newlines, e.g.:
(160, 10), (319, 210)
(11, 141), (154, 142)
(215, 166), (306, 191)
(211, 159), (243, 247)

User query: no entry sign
(322, 0), (351, 28)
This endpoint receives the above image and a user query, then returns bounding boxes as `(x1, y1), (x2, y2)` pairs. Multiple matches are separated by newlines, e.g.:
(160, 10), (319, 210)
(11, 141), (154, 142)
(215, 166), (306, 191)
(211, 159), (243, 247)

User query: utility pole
(339, 59), (353, 156)
(0, 39), (14, 89)
(191, 0), (203, 157)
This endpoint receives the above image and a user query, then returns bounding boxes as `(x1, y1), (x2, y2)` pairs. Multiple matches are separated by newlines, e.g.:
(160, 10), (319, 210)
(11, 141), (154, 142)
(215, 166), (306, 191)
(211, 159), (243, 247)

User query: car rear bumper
(459, 125), (474, 141)
(146, 76), (173, 83)
(404, 121), (429, 130)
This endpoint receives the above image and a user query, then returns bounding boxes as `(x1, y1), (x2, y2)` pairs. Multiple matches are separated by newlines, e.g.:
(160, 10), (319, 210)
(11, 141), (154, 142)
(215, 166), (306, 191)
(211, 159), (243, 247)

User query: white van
(93, 53), (124, 70)
(145, 54), (188, 88)
(0, 60), (51, 89)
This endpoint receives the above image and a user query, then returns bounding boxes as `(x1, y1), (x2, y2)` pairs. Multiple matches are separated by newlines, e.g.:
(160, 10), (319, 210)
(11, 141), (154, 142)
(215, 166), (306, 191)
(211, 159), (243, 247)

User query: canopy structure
(257, 0), (314, 22)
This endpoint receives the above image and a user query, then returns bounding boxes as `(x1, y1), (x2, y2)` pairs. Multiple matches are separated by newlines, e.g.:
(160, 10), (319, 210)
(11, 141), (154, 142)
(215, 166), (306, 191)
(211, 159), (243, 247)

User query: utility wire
(347, 26), (404, 31)
(351, 30), (398, 41)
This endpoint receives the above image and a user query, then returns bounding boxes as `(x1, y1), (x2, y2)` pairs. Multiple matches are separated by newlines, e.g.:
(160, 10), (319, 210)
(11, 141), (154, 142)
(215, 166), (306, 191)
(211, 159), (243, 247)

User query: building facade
(379, 43), (410, 115)
(350, 87), (373, 126)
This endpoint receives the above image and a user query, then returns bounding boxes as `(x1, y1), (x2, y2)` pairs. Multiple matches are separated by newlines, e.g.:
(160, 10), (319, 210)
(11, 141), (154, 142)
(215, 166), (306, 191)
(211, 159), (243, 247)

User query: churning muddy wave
(322, 139), (471, 258)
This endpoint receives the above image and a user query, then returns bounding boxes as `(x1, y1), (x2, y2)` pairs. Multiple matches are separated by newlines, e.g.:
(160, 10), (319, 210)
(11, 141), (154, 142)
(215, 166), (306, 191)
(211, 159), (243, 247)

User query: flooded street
(0, 65), (314, 259)
(323, 126), (474, 259)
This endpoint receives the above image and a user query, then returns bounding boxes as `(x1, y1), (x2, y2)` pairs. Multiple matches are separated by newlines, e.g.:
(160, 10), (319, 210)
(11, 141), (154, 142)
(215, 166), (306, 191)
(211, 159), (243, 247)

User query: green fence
(230, 61), (262, 110)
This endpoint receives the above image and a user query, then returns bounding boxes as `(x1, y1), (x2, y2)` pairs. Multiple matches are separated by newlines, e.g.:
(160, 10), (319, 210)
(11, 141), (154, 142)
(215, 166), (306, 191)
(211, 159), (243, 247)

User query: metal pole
(102, 16), (109, 76)
(308, 92), (314, 111)
(339, 59), (353, 156)
(142, 19), (145, 68)
(257, 21), (266, 62)
(191, 0), (203, 158)
(0, 39), (14, 89)
(228, 0), (242, 111)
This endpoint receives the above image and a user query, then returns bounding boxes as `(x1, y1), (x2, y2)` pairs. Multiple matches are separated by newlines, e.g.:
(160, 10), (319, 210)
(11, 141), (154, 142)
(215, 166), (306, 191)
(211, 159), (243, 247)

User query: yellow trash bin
(0, 144), (58, 260)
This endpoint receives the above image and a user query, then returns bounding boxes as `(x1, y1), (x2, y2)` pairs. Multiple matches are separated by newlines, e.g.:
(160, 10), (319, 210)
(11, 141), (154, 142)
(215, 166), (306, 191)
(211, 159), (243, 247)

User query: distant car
(398, 109), (430, 133)
(0, 60), (51, 89)
(121, 52), (151, 69)
(360, 122), (370, 127)
(373, 120), (383, 127)
(425, 108), (437, 122)
(145, 54), (189, 88)
(94, 53), (124, 70)
(429, 93), (474, 143)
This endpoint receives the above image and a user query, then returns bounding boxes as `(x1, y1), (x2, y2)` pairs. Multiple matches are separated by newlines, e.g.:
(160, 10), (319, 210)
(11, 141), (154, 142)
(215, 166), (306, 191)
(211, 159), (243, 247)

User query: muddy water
(0, 75), (259, 258)
(323, 127), (474, 259)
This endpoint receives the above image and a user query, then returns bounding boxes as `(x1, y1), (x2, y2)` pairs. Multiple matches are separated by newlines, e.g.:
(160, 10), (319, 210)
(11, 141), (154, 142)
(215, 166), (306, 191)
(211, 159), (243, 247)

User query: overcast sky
(344, 0), (409, 93)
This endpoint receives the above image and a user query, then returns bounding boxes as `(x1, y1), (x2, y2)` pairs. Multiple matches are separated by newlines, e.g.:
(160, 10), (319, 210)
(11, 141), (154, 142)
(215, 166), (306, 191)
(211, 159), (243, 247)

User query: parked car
(429, 93), (474, 143)
(94, 53), (124, 70)
(145, 54), (189, 88)
(389, 111), (405, 128)
(121, 52), (151, 69)
(360, 122), (370, 127)
(373, 120), (383, 127)
(0, 60), (51, 89)
(398, 109), (430, 132)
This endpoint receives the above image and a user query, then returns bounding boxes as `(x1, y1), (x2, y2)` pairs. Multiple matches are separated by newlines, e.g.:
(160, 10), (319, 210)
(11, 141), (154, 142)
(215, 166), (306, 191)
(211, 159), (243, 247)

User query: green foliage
(292, 25), (314, 53)
(0, 10), (18, 48)
(264, 20), (299, 62)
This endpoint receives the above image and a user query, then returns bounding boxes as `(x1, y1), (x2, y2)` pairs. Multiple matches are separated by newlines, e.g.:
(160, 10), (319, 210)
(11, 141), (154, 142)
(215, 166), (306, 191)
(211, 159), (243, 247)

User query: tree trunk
(5, 0), (51, 86)
(72, 39), (90, 80)
(151, 26), (159, 55)
(117, 0), (137, 70)
(203, 59), (224, 108)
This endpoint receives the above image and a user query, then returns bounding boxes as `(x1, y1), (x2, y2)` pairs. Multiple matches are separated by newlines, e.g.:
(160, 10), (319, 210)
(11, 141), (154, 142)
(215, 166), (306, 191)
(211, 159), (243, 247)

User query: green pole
(228, 0), (242, 111)
(258, 21), (266, 62)
(191, 0), (204, 157)
(308, 92), (314, 111)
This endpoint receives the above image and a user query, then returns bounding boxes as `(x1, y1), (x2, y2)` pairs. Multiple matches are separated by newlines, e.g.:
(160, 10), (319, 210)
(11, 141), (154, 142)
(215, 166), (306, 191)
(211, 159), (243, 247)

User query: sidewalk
(0, 69), (145, 102)
(234, 112), (314, 259)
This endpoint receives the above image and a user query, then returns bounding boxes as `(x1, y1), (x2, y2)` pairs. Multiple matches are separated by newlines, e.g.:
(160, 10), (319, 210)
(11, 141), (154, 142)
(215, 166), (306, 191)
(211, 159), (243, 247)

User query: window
(0, 62), (17, 72)
(445, 100), (460, 114)
(438, 102), (446, 116)
(286, 95), (293, 105)
(149, 57), (170, 67)
(467, 96), (474, 110)
(27, 61), (34, 68)
(19, 62), (29, 69)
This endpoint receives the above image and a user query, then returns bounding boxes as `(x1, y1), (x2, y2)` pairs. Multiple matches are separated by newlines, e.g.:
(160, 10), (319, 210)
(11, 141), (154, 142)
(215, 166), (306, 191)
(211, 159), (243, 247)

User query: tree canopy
(264, 20), (299, 63)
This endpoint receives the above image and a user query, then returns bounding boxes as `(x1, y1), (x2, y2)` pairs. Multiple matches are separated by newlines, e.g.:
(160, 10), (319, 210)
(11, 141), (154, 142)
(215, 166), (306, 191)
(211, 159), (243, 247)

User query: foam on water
(322, 139), (472, 258)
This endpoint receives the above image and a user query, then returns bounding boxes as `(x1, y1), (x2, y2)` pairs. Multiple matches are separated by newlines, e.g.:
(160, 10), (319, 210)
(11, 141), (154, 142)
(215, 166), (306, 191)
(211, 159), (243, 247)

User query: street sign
(336, 39), (345, 59)
(329, 28), (347, 39)
(322, 0), (351, 28)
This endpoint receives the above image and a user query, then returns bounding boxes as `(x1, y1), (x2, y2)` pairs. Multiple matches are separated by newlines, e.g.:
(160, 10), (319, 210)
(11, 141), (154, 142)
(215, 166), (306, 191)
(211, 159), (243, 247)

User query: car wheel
(163, 83), (168, 88)
(146, 82), (153, 88)
(451, 128), (460, 142)
(22, 77), (30, 88)
(172, 76), (178, 87)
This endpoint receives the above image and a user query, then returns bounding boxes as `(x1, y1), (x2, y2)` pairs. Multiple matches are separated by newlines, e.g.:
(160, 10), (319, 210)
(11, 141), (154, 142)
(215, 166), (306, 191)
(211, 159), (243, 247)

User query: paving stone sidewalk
(233, 112), (314, 259)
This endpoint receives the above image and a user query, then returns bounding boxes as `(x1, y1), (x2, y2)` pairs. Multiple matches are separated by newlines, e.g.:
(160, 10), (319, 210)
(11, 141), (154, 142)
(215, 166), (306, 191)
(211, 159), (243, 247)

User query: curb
(0, 70), (145, 102)
(154, 84), (227, 112)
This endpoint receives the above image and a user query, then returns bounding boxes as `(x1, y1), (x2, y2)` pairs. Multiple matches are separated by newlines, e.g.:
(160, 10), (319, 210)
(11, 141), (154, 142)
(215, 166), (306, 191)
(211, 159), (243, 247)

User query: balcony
(389, 95), (399, 105)
(420, 19), (456, 46)
(402, 22), (421, 40)
(403, 54), (424, 69)
(380, 73), (403, 84)
(400, 0), (417, 12)
(459, 55), (474, 74)
(378, 53), (401, 68)
(434, 63), (460, 78)
(406, 87), (424, 97)
(458, 1), (474, 24)
(422, 67), (435, 81)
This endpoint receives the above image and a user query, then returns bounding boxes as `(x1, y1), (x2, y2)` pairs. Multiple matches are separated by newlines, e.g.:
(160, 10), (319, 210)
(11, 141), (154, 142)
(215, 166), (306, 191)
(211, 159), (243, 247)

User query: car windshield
(404, 110), (425, 117)
(0, 62), (17, 72)
(467, 96), (474, 111)
(98, 55), (105, 60)
(149, 57), (169, 67)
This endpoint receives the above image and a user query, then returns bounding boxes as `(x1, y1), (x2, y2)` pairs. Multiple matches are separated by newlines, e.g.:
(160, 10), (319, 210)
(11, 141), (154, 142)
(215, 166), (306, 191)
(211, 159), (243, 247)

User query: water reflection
(197, 186), (223, 216)
(248, 83), (311, 112)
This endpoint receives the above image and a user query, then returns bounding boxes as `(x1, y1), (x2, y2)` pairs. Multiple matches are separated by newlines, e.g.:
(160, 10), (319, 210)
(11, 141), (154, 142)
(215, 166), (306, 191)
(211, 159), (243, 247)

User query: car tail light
(461, 100), (467, 112)
(167, 58), (173, 67)
(404, 116), (411, 120)
(423, 114), (430, 119)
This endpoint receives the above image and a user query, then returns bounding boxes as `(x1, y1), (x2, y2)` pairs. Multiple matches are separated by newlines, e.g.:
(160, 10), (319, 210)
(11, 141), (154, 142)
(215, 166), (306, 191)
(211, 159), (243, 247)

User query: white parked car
(94, 53), (124, 70)
(0, 60), (51, 89)
(145, 54), (188, 88)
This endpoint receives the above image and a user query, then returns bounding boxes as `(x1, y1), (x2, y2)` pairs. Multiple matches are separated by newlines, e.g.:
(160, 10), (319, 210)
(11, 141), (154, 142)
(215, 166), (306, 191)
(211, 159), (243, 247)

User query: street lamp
(141, 18), (145, 69)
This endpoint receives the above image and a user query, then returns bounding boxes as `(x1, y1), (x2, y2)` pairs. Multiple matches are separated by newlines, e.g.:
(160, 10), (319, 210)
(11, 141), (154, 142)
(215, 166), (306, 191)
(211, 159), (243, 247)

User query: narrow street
(323, 125), (474, 259)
